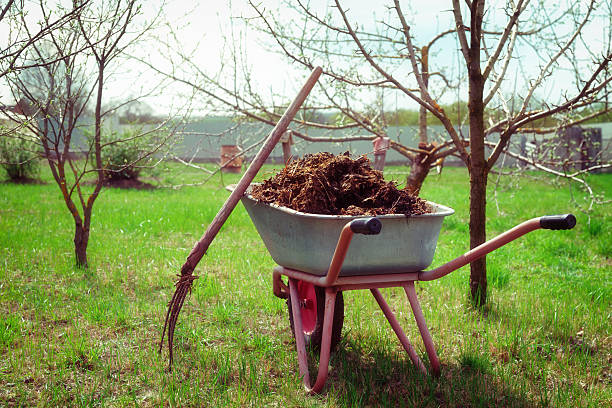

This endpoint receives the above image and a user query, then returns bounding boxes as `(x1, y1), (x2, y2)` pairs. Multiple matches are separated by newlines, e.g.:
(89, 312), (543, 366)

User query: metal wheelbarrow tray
(238, 185), (577, 394)
(241, 189), (454, 276)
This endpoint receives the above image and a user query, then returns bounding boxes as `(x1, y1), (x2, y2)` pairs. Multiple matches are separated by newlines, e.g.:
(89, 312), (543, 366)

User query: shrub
(99, 127), (158, 181)
(0, 123), (40, 180)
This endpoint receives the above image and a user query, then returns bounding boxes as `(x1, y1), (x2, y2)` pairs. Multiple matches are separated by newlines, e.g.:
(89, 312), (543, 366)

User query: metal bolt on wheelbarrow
(236, 187), (577, 394)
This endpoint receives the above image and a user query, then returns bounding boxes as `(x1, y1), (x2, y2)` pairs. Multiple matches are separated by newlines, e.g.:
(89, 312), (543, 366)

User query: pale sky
(149, 0), (467, 111)
(138, 0), (612, 115)
(2, 0), (610, 116)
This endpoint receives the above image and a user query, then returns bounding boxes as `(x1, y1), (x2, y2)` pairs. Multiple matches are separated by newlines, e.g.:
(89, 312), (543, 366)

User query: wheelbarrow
(238, 186), (576, 393)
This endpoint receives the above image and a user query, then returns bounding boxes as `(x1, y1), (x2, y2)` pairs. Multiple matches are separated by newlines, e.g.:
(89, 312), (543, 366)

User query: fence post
(372, 136), (390, 172)
(281, 130), (293, 165)
(220, 145), (243, 173)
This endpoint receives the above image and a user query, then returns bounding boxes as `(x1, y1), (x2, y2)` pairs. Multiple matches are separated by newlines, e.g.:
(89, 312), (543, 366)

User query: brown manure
(250, 152), (430, 216)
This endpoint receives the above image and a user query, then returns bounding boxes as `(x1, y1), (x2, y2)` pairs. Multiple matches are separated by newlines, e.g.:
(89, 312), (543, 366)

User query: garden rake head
(159, 263), (198, 369)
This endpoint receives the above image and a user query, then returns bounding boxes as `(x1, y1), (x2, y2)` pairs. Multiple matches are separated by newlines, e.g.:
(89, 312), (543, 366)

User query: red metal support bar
(308, 288), (338, 394)
(273, 224), (356, 292)
(273, 268), (289, 299)
(418, 218), (541, 281)
(320, 223), (355, 286)
(275, 265), (420, 291)
(404, 282), (440, 375)
(370, 288), (427, 374)
(288, 278), (311, 387)
(288, 278), (338, 394)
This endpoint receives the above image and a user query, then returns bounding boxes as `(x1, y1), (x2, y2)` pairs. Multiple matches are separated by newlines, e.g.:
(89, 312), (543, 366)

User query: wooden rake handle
(160, 67), (322, 370)
(182, 66), (322, 273)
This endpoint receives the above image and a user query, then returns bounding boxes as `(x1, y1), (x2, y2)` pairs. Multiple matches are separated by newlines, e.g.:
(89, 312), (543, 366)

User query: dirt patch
(102, 178), (155, 190)
(1, 177), (45, 185)
(250, 152), (430, 216)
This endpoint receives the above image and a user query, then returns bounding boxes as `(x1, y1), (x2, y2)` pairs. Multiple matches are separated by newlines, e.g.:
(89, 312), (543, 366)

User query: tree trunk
(71, 60), (103, 270)
(467, 0), (488, 306)
(407, 46), (433, 196)
(406, 143), (436, 195)
(74, 221), (89, 268)
(406, 161), (430, 195)
(418, 46), (429, 144)
(469, 162), (487, 304)
(468, 95), (488, 304)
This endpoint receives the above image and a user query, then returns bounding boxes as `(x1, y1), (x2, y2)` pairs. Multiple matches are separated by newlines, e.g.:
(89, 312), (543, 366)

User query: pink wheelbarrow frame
(271, 214), (576, 393)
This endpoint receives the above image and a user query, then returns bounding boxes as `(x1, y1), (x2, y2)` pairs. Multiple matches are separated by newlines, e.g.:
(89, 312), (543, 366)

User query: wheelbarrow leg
(288, 278), (311, 387)
(288, 278), (337, 394)
(370, 288), (427, 374)
(404, 282), (440, 376)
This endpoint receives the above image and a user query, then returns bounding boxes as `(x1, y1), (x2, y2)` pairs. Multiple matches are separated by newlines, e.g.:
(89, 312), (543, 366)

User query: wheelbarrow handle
(315, 218), (383, 287)
(419, 214), (578, 282)
(349, 217), (382, 235)
(540, 214), (576, 230)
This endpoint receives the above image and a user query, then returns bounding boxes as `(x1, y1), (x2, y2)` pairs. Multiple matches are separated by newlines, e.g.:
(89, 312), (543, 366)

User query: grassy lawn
(0, 162), (610, 407)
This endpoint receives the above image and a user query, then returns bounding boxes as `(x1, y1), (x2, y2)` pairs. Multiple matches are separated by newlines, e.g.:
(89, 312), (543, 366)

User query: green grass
(0, 162), (610, 407)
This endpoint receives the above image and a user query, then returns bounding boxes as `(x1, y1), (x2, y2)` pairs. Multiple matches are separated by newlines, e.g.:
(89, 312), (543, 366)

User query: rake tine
(159, 275), (182, 353)
(165, 275), (196, 370)
(168, 284), (191, 369)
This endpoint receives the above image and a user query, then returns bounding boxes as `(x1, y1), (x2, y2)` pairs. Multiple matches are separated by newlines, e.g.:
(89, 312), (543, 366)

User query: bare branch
(482, 0), (527, 81)
(518, 0), (597, 116)
(484, 141), (610, 212)
(452, 0), (471, 63)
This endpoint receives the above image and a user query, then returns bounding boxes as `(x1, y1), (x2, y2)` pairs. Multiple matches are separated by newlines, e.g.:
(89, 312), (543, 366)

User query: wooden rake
(159, 67), (323, 370)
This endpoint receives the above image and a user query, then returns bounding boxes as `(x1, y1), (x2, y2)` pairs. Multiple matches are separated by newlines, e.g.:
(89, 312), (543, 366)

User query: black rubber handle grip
(540, 214), (576, 230)
(349, 217), (382, 235)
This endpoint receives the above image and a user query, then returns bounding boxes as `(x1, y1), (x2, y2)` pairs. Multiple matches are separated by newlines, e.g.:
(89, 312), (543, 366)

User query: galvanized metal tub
(237, 185), (454, 276)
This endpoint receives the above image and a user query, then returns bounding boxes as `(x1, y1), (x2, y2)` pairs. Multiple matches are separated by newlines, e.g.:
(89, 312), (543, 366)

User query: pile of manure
(250, 152), (430, 216)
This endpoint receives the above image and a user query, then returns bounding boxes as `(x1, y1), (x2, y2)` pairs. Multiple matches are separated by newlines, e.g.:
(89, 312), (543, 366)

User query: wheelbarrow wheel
(287, 281), (344, 350)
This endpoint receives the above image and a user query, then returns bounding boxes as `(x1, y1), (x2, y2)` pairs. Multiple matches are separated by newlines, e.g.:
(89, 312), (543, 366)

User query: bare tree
(4, 0), (173, 267)
(487, 122), (611, 215)
(0, 0), (91, 80)
(157, 0), (610, 305)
